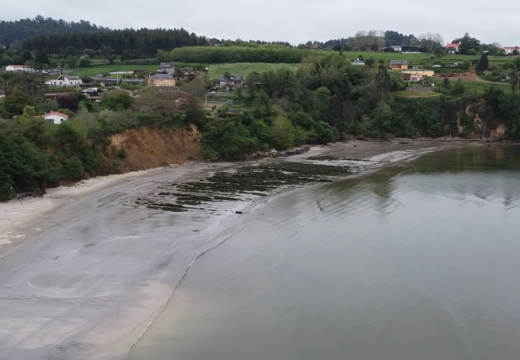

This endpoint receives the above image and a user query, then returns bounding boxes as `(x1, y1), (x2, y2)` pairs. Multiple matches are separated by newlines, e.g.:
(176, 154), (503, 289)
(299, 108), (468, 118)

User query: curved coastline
(0, 141), (461, 360)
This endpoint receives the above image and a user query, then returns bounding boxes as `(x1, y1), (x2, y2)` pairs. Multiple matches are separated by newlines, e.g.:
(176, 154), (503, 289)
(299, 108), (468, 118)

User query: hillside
(0, 16), (106, 46)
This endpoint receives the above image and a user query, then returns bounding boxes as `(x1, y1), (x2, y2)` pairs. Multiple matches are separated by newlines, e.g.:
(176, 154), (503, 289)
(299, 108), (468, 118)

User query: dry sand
(0, 141), (459, 360)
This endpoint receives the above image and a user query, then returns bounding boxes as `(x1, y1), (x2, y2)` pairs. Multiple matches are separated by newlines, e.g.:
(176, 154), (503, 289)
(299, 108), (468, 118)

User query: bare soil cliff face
(110, 125), (201, 171)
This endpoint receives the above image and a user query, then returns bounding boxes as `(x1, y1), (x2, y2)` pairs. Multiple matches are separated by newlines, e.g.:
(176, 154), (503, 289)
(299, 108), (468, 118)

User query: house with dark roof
(389, 60), (409, 70)
(159, 62), (175, 75)
(148, 74), (176, 87)
(218, 74), (244, 89)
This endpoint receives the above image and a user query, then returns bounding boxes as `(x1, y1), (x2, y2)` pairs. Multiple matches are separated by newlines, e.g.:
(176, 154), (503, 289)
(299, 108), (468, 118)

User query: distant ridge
(0, 15), (107, 45)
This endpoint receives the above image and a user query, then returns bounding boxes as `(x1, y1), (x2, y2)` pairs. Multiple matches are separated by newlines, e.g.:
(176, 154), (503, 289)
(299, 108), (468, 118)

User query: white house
(45, 75), (83, 87)
(446, 43), (461, 54)
(351, 59), (366, 66)
(5, 65), (35, 72)
(43, 112), (69, 125)
(391, 45), (402, 52)
(504, 46), (520, 55)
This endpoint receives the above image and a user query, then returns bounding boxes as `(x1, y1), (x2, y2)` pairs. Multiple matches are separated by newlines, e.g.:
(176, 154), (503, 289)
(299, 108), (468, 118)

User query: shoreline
(0, 141), (466, 360)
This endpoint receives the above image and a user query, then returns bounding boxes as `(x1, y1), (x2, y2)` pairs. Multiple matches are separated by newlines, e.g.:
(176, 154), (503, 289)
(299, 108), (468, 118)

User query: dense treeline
(23, 28), (208, 57)
(0, 16), (106, 46)
(202, 55), (519, 159)
(2, 54), (519, 201)
(0, 85), (203, 201)
(171, 46), (312, 64)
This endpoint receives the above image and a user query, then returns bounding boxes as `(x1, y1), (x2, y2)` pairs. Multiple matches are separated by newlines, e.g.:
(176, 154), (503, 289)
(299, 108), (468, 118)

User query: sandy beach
(0, 141), (459, 360)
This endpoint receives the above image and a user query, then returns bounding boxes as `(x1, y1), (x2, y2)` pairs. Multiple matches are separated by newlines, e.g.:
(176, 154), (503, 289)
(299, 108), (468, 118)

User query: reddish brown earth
(110, 125), (202, 171)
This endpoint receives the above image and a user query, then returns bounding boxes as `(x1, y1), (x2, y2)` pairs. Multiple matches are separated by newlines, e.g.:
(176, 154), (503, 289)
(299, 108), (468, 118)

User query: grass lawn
(394, 91), (441, 98)
(430, 78), (511, 94)
(341, 51), (515, 65)
(71, 65), (158, 76)
(457, 81), (511, 94)
(207, 63), (300, 79)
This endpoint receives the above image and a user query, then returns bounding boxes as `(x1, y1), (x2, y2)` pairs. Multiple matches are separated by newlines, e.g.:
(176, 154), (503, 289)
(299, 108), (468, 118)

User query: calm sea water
(128, 145), (520, 360)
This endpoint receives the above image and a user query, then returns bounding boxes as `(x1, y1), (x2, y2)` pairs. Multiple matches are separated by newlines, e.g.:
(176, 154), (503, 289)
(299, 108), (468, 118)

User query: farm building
(45, 75), (82, 87)
(5, 65), (34, 72)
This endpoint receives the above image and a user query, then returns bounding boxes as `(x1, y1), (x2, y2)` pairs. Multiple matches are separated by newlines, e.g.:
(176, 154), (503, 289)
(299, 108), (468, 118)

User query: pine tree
(476, 54), (489, 75)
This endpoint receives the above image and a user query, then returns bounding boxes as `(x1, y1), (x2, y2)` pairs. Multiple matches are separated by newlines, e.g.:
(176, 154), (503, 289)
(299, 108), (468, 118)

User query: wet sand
(0, 141), (458, 360)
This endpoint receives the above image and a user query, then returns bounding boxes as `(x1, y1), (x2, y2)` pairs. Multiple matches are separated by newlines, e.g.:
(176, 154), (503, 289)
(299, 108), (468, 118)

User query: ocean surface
(127, 145), (520, 360)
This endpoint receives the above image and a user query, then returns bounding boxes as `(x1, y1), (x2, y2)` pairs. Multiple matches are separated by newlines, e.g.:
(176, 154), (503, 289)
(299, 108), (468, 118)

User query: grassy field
(430, 78), (511, 94)
(340, 51), (516, 64)
(394, 91), (441, 98)
(207, 63), (300, 79)
(71, 65), (158, 76)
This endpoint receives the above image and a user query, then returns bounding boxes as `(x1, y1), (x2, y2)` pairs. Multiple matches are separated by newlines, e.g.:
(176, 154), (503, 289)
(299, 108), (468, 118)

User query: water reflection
(127, 145), (520, 360)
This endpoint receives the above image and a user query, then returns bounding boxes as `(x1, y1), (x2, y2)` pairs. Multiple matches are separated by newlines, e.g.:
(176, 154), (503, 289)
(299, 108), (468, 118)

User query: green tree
(510, 69), (519, 93)
(62, 157), (84, 180)
(34, 51), (49, 66)
(443, 77), (451, 89)
(269, 116), (295, 150)
(476, 54), (489, 74)
(373, 64), (391, 101)
(183, 96), (207, 131)
(66, 55), (78, 68)
(100, 90), (134, 111)
(78, 55), (91, 67)
(451, 33), (481, 55)
(120, 51), (132, 61)
(451, 79), (466, 95)
(365, 58), (376, 67)
(22, 50), (32, 63)
(4, 90), (35, 115)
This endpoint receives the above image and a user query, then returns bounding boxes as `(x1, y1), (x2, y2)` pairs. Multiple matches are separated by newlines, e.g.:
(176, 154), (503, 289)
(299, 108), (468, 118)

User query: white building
(5, 65), (35, 72)
(391, 45), (402, 52)
(43, 112), (69, 125)
(45, 75), (83, 87)
(351, 59), (366, 66)
(446, 43), (461, 54)
(504, 46), (520, 55)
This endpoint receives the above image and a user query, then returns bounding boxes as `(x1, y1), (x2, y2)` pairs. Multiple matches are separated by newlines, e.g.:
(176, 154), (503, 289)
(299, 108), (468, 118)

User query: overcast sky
(4, 0), (520, 46)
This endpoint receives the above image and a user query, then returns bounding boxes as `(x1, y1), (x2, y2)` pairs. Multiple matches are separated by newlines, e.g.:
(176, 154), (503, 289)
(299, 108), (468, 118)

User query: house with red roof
(446, 43), (461, 54)
(43, 112), (69, 125)
(5, 65), (35, 72)
(504, 46), (520, 55)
